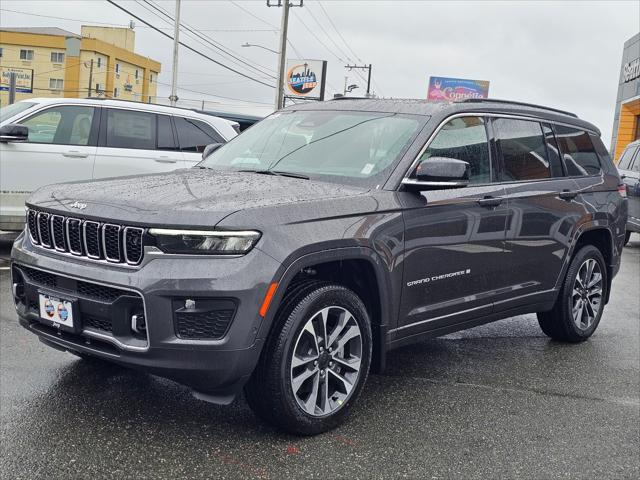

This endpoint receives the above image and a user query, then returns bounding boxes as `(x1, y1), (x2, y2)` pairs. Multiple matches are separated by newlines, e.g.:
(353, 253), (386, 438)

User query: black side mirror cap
(0, 124), (28, 143)
(402, 156), (470, 191)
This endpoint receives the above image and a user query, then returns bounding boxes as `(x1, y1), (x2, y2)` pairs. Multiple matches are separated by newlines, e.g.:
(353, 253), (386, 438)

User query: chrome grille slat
(27, 209), (143, 266)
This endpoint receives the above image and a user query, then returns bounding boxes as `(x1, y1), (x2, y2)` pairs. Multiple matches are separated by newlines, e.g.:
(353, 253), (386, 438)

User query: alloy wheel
(571, 258), (603, 331)
(290, 306), (363, 417)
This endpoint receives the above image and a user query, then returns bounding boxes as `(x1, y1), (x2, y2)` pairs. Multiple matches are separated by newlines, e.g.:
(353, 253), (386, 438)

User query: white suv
(0, 98), (238, 231)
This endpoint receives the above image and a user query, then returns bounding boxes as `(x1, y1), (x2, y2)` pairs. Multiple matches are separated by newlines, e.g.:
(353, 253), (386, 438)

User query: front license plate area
(39, 293), (76, 332)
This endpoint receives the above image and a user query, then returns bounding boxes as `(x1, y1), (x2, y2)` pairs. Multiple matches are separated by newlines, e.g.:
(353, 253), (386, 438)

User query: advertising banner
(284, 59), (327, 101)
(427, 76), (490, 102)
(0, 67), (34, 93)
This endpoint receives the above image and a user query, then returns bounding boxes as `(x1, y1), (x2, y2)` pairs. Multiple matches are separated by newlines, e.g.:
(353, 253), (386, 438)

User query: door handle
(62, 150), (88, 158)
(154, 157), (178, 163)
(559, 189), (579, 200)
(477, 196), (503, 208)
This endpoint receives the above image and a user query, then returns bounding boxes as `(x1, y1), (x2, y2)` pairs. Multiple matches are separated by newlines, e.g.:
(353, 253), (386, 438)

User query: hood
(27, 169), (368, 227)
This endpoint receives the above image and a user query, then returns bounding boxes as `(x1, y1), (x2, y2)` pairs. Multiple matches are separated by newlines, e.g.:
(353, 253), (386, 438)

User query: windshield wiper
(237, 169), (309, 180)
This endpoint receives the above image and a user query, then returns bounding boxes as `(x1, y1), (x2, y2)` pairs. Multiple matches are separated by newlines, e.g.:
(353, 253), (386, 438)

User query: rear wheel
(538, 245), (607, 342)
(245, 282), (372, 435)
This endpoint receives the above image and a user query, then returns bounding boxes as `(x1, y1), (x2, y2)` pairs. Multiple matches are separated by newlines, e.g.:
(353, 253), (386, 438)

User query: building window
(97, 57), (101, 68)
(113, 87), (119, 98)
(0, 48), (3, 58)
(50, 52), (65, 63)
(149, 74), (153, 83)
(115, 63), (120, 75)
(49, 78), (64, 91)
(20, 49), (34, 61)
(135, 69), (139, 80)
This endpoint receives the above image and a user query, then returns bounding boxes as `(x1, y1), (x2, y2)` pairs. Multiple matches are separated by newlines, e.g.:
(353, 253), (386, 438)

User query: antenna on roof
(129, 20), (136, 30)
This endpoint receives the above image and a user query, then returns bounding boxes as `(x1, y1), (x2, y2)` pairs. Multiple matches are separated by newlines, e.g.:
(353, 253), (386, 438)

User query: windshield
(0, 102), (36, 123)
(199, 110), (423, 187)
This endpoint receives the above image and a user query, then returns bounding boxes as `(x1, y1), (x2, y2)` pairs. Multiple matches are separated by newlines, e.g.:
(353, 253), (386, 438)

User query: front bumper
(11, 233), (282, 400)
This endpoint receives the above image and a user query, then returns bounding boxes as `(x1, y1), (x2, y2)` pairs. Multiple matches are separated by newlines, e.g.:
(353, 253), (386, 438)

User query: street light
(241, 42), (279, 55)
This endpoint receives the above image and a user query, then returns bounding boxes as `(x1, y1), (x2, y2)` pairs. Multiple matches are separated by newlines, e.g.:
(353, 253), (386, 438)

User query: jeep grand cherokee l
(11, 98), (627, 435)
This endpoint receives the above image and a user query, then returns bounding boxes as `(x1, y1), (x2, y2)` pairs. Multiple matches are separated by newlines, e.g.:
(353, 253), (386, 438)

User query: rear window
(175, 117), (224, 153)
(493, 118), (551, 181)
(555, 126), (602, 176)
(617, 144), (638, 171)
(106, 109), (156, 150)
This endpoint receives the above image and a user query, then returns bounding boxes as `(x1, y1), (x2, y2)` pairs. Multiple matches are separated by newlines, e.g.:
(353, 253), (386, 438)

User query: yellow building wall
(613, 98), (640, 161)
(0, 29), (160, 105)
(81, 26), (135, 51)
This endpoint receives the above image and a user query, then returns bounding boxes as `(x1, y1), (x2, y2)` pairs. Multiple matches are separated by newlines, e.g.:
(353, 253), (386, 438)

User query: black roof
(287, 98), (600, 135)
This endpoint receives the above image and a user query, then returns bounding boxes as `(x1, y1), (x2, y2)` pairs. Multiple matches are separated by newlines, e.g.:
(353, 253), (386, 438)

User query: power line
(305, 3), (353, 62)
(292, 9), (342, 62)
(105, 0), (275, 89)
(139, 0), (277, 80)
(0, 7), (277, 32)
(316, 1), (362, 62)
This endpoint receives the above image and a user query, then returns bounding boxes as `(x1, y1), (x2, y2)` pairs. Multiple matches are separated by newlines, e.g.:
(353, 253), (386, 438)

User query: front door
(0, 105), (98, 226)
(397, 116), (508, 337)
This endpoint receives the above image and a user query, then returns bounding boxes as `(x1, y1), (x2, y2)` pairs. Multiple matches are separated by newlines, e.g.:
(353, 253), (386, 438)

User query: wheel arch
(258, 246), (392, 373)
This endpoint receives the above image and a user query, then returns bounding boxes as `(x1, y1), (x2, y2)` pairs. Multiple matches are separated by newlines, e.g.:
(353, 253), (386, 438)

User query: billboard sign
(427, 76), (489, 102)
(284, 59), (327, 100)
(0, 67), (34, 93)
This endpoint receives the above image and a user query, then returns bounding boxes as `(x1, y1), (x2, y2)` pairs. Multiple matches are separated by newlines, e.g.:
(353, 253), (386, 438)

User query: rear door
(92, 108), (186, 179)
(398, 116), (508, 336)
(496, 118), (585, 308)
(0, 104), (98, 223)
(174, 116), (227, 167)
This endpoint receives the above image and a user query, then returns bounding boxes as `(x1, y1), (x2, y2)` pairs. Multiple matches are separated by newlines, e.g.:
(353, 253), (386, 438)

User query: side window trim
(156, 114), (178, 151)
(542, 122), (565, 177)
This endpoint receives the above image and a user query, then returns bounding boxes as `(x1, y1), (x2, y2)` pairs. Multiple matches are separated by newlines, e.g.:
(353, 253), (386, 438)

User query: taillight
(618, 184), (627, 198)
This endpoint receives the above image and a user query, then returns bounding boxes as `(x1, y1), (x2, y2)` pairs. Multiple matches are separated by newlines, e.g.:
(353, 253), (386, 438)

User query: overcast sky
(1, 0), (639, 146)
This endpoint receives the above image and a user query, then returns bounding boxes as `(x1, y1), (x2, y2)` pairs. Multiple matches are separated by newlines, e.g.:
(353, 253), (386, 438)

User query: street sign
(284, 59), (327, 101)
(0, 67), (34, 93)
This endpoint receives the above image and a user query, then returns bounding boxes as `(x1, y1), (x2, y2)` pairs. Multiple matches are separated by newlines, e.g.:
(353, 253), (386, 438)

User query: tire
(624, 230), (631, 246)
(538, 245), (607, 342)
(245, 281), (372, 435)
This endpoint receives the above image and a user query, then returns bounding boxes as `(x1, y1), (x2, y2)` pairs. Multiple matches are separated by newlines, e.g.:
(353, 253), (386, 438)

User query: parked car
(11, 98), (627, 435)
(0, 98), (238, 231)
(616, 139), (640, 244)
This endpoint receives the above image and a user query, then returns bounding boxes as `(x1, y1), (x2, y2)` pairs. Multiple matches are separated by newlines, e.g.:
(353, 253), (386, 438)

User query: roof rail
(458, 98), (578, 118)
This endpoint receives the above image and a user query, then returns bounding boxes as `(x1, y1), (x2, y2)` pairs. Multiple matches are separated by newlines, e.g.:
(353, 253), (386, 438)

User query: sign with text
(0, 67), (34, 93)
(284, 59), (327, 100)
(427, 76), (490, 102)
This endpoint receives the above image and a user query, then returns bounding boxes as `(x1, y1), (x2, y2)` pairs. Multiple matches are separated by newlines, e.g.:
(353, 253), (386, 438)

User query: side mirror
(402, 156), (470, 191)
(0, 124), (29, 143)
(202, 142), (224, 160)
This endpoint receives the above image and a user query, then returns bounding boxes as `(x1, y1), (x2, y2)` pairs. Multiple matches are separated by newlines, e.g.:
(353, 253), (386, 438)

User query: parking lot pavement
(1, 237), (638, 479)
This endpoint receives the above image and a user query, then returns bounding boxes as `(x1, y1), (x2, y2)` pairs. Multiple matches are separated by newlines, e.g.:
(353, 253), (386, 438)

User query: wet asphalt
(0, 236), (638, 479)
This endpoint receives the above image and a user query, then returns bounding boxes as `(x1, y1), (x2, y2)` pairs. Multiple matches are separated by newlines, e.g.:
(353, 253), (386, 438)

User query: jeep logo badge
(70, 201), (87, 210)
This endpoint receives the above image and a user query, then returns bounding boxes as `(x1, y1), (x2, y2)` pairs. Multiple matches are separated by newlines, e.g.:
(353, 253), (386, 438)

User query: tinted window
(419, 116), (491, 184)
(617, 145), (637, 171)
(157, 115), (176, 150)
(106, 109), (156, 150)
(175, 117), (224, 153)
(493, 118), (550, 181)
(19, 106), (95, 145)
(555, 126), (601, 176)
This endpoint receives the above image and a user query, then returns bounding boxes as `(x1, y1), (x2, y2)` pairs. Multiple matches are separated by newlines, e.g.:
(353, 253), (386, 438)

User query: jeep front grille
(27, 209), (144, 265)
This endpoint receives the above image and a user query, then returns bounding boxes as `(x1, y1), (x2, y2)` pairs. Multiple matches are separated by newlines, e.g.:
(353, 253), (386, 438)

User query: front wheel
(245, 282), (372, 435)
(538, 245), (607, 342)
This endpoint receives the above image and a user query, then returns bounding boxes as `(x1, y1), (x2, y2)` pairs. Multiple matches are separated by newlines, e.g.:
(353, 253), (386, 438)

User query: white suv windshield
(200, 110), (423, 187)
(0, 102), (36, 123)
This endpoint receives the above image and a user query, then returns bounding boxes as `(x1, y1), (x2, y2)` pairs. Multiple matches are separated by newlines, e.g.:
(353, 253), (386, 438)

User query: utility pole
(87, 59), (94, 97)
(8, 72), (17, 104)
(345, 64), (373, 97)
(169, 0), (181, 106)
(268, 0), (303, 110)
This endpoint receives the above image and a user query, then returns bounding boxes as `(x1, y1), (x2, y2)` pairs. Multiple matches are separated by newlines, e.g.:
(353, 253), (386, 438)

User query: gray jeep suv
(11, 99), (627, 435)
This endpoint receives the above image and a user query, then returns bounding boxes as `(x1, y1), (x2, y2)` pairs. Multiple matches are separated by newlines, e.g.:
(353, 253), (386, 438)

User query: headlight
(148, 228), (261, 255)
